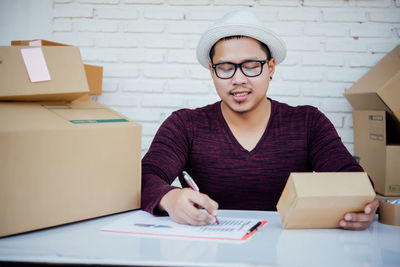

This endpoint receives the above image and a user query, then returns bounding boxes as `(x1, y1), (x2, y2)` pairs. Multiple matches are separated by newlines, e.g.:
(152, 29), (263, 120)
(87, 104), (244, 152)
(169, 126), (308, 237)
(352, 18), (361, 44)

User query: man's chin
(231, 102), (251, 114)
(221, 100), (252, 114)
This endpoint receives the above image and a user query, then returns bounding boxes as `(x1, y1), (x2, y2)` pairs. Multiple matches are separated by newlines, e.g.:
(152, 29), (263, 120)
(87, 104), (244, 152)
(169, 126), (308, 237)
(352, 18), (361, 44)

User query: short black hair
(209, 35), (271, 63)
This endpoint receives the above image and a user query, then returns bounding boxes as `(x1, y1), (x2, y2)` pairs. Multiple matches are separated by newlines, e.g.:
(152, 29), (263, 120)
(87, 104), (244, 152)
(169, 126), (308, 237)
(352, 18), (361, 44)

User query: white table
(0, 210), (399, 267)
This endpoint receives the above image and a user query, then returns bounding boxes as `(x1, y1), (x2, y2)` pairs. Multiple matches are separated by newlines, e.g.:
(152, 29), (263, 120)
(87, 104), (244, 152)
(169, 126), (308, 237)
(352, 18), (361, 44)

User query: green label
(368, 115), (383, 121)
(70, 119), (129, 124)
(388, 185), (400, 193)
(353, 156), (360, 164)
(369, 133), (384, 141)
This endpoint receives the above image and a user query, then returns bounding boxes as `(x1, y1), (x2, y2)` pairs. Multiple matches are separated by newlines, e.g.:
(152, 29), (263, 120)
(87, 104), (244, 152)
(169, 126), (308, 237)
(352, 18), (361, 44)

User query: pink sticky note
(29, 40), (42, 46)
(20, 47), (51, 83)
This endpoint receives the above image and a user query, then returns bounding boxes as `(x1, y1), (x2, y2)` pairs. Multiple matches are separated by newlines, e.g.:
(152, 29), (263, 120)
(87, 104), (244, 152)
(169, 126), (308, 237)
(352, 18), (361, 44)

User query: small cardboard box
(376, 194), (400, 226)
(353, 110), (400, 196)
(0, 46), (89, 101)
(344, 45), (400, 122)
(0, 102), (142, 237)
(11, 40), (103, 102)
(276, 172), (375, 229)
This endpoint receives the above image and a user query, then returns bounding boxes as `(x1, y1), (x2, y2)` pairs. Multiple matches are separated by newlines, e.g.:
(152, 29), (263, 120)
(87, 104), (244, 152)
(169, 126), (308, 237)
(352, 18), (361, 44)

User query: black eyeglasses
(211, 60), (268, 79)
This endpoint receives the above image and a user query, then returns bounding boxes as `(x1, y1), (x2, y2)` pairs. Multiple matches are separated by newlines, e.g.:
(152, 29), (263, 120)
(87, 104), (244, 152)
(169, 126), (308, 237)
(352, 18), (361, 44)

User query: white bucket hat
(196, 10), (287, 69)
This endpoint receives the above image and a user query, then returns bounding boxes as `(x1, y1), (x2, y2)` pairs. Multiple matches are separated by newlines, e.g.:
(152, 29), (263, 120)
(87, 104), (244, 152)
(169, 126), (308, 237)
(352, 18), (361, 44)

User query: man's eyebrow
(214, 56), (261, 64)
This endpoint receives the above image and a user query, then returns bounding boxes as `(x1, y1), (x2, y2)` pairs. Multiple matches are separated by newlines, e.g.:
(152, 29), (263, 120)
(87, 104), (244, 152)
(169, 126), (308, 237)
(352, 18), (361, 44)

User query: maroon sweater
(141, 99), (363, 214)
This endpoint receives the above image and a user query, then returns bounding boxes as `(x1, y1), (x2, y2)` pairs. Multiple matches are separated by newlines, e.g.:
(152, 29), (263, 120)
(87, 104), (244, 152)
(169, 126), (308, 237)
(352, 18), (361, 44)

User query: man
(141, 10), (379, 230)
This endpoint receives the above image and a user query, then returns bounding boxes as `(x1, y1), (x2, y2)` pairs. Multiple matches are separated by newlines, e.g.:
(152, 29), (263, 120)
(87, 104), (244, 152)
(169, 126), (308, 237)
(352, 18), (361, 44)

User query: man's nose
(231, 68), (247, 84)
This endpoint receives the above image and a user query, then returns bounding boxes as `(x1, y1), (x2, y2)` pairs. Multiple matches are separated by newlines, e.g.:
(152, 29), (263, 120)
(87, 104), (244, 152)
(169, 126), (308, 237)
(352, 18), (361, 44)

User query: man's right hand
(158, 188), (219, 226)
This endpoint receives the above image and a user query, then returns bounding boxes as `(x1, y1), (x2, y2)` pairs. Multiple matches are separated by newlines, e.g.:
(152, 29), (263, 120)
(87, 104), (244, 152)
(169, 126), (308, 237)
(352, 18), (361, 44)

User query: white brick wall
(49, 0), (400, 155)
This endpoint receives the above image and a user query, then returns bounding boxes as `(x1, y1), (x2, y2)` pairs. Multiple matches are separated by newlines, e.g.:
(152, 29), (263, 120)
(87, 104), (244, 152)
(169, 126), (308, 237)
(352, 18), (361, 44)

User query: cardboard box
(344, 45), (400, 122)
(376, 194), (400, 226)
(276, 172), (375, 229)
(0, 46), (89, 101)
(0, 102), (142, 237)
(11, 40), (103, 102)
(353, 110), (400, 196)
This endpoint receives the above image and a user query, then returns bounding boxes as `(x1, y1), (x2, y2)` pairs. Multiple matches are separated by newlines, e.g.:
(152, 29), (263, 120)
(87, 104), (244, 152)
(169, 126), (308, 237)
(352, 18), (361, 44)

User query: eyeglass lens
(214, 61), (265, 79)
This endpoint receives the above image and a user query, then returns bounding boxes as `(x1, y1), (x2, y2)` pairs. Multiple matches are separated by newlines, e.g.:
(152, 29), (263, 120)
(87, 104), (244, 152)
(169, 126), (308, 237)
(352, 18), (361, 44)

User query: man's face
(209, 37), (275, 114)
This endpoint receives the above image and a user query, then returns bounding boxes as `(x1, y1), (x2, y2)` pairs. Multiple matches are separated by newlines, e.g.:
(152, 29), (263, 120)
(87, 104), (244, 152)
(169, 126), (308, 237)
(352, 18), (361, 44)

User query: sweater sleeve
(307, 108), (364, 172)
(141, 110), (192, 215)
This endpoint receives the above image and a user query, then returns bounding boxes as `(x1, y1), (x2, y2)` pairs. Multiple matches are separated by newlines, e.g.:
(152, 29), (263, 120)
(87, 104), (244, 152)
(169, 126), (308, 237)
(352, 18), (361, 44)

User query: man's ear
(209, 62), (214, 75)
(268, 58), (276, 78)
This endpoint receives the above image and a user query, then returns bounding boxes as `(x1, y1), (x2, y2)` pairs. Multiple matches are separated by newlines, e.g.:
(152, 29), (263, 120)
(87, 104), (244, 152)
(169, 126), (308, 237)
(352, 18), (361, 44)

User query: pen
(182, 171), (220, 224)
(246, 221), (262, 234)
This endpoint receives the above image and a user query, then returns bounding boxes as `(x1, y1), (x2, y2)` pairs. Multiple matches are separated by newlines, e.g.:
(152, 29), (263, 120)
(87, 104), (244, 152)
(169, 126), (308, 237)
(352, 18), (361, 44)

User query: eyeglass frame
(211, 59), (268, 79)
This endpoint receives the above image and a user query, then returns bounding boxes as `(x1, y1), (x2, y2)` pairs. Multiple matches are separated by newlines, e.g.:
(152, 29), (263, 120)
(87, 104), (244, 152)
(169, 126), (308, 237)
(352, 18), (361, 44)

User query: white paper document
(101, 210), (266, 241)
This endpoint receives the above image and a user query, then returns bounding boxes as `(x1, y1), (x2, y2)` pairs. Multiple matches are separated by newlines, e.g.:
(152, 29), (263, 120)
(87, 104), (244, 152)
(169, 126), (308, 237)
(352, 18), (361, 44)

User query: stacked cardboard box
(11, 39), (103, 102)
(344, 45), (400, 226)
(0, 42), (141, 237)
(0, 46), (89, 101)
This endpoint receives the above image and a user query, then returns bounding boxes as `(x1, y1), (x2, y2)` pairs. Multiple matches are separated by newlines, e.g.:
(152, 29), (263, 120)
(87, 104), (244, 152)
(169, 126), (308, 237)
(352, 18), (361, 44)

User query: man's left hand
(339, 199), (379, 230)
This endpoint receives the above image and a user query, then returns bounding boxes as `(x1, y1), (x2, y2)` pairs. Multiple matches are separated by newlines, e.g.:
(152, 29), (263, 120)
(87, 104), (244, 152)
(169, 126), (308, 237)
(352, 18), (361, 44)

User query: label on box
(20, 48), (51, 83)
(43, 105), (128, 124)
(388, 185), (400, 193)
(368, 114), (384, 142)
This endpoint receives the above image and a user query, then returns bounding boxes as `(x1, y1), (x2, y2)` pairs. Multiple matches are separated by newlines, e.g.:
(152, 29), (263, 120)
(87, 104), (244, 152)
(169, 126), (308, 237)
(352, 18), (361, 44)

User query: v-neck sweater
(141, 99), (363, 215)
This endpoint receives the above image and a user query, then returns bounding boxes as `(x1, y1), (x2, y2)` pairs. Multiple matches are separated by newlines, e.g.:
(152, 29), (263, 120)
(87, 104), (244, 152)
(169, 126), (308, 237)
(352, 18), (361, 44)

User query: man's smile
(230, 88), (252, 103)
(232, 91), (250, 97)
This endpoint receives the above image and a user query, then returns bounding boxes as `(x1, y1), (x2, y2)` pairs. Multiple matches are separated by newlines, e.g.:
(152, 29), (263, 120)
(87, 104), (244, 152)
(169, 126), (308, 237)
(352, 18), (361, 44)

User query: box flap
(344, 45), (400, 114)
(345, 45), (400, 94)
(84, 64), (103, 95)
(11, 39), (68, 46)
(344, 92), (390, 112)
(379, 72), (400, 122)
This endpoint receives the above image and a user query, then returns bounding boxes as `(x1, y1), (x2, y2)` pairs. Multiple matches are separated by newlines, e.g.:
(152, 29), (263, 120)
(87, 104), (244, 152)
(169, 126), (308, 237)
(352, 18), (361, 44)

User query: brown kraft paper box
(0, 101), (142, 237)
(0, 46), (89, 101)
(353, 110), (400, 196)
(376, 194), (400, 226)
(344, 45), (400, 122)
(11, 39), (103, 102)
(276, 172), (375, 229)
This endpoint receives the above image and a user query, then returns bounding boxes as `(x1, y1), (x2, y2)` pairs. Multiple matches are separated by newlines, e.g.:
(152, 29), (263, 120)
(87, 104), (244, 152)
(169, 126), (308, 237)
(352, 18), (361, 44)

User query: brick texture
(49, 0), (400, 154)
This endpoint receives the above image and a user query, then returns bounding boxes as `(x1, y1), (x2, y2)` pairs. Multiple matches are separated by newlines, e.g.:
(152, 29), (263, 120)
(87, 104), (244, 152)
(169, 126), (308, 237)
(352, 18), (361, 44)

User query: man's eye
(219, 68), (234, 72)
(243, 62), (260, 69)
(217, 65), (234, 71)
